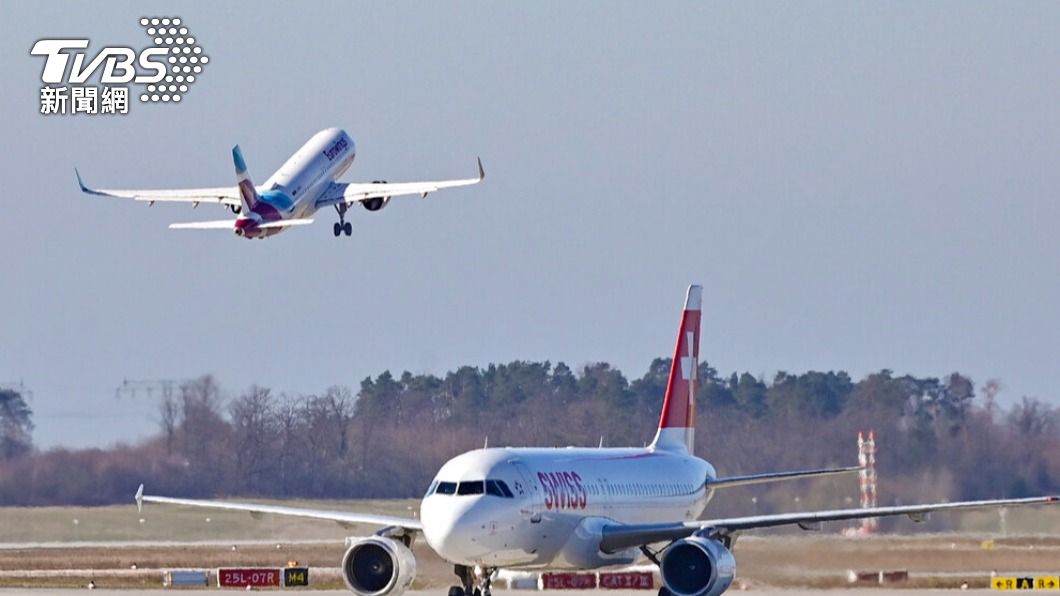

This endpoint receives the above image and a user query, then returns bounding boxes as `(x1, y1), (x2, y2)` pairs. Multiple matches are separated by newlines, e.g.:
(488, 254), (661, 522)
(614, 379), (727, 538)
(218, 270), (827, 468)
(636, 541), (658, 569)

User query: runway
(0, 585), (1000, 589)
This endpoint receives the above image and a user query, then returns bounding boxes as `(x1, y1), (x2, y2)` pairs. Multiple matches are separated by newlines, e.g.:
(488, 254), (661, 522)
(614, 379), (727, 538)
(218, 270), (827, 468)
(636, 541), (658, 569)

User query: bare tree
(175, 375), (228, 491)
(229, 386), (278, 493)
(1007, 397), (1060, 438)
(158, 393), (178, 455)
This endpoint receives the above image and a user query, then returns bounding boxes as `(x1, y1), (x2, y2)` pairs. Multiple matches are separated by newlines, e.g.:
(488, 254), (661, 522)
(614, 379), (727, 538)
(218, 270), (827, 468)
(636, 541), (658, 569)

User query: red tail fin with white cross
(650, 284), (701, 453)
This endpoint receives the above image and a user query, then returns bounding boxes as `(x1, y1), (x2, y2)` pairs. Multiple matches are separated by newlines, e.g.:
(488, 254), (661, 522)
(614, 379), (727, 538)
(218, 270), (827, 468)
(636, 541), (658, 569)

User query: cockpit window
(499, 481), (515, 498)
(432, 479), (515, 498)
(487, 479), (515, 498)
(457, 481), (485, 495)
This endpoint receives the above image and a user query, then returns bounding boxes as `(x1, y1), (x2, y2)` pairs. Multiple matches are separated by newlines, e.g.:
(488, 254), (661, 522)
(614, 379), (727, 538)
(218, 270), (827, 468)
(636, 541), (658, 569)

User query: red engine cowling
(659, 535), (736, 596)
(341, 536), (417, 596)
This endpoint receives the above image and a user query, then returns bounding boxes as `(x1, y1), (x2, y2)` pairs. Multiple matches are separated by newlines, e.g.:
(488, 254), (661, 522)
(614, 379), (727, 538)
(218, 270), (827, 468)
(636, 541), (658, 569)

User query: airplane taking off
(76, 128), (483, 239)
(136, 285), (1059, 596)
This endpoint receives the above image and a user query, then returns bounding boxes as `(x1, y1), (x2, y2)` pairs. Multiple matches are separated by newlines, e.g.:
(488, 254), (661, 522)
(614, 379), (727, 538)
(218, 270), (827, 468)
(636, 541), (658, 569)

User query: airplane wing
(134, 485), (423, 530)
(599, 495), (1059, 553)
(76, 169), (242, 207)
(315, 158), (485, 208)
(705, 465), (862, 489)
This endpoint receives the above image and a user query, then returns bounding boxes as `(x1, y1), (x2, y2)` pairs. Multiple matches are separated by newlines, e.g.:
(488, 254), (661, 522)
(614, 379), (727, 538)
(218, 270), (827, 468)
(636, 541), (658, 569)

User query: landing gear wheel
(658, 587), (672, 596)
(454, 564), (495, 596)
(333, 202), (350, 237)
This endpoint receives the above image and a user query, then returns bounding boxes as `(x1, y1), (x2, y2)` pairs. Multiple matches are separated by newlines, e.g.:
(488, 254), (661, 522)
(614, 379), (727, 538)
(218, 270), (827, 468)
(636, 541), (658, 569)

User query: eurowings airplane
(76, 128), (483, 239)
(135, 285), (1059, 596)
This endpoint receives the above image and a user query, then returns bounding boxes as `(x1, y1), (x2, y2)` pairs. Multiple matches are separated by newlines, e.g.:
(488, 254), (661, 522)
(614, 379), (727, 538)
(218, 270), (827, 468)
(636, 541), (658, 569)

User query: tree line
(0, 362), (1057, 526)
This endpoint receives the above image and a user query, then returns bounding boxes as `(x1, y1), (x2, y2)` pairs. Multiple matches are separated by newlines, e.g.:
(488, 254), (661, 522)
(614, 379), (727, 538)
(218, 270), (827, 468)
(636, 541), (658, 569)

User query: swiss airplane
(76, 128), (484, 239)
(136, 285), (1059, 596)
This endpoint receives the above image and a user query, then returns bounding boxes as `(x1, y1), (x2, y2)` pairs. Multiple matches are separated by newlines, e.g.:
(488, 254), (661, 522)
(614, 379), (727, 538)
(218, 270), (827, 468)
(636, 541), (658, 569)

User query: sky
(1, 2), (1058, 449)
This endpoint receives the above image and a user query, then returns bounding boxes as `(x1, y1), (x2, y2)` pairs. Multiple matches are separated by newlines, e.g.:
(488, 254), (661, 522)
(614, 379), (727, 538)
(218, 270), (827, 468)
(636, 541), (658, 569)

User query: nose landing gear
(449, 565), (494, 596)
(333, 203), (352, 237)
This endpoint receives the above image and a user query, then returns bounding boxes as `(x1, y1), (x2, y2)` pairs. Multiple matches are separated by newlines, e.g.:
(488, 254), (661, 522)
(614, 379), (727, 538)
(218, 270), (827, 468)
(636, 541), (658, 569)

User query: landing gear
(450, 565), (494, 596)
(645, 545), (669, 596)
(333, 203), (352, 237)
(449, 565), (472, 596)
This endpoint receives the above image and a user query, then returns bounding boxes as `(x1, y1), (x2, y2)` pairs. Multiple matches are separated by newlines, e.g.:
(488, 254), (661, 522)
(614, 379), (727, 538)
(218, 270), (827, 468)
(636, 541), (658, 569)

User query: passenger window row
(601, 482), (696, 497)
(426, 479), (515, 498)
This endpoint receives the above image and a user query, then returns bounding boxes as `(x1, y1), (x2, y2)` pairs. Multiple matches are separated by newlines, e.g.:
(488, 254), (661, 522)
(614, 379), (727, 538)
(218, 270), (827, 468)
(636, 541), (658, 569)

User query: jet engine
(659, 535), (736, 596)
(228, 204), (242, 214)
(341, 536), (417, 596)
(363, 181), (391, 211)
(362, 197), (391, 211)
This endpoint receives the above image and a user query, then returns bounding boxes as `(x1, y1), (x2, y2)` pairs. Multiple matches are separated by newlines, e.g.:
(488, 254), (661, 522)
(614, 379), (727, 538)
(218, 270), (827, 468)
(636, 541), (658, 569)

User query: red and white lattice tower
(857, 430), (879, 533)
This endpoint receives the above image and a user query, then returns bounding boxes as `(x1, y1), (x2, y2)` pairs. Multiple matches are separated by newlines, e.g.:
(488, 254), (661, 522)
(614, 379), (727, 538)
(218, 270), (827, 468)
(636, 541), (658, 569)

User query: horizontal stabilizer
(257, 218), (313, 229)
(169, 218), (314, 230)
(706, 465), (863, 489)
(169, 220), (236, 230)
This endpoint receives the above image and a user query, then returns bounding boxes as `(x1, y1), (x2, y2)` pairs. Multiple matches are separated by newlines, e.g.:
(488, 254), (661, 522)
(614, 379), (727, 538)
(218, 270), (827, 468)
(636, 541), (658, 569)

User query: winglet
(135, 484), (144, 513)
(75, 169), (110, 197)
(477, 157), (485, 180)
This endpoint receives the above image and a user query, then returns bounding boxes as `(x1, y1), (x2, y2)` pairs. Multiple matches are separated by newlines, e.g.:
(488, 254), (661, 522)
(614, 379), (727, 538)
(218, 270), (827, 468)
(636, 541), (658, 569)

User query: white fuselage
(238, 128), (355, 236)
(419, 447), (717, 570)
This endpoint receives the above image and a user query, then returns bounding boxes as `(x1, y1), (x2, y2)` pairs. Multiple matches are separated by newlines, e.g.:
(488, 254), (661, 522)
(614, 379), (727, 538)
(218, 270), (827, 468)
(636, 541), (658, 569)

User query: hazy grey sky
(2, 2), (1058, 448)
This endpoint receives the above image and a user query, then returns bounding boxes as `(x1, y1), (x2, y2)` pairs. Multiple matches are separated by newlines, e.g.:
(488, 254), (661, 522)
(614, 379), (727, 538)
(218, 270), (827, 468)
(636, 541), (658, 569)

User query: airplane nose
(421, 499), (486, 562)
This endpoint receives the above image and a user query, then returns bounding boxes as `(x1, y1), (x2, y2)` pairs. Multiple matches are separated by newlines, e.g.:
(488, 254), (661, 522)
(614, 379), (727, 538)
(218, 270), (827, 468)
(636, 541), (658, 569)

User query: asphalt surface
(0, 585), (1000, 589)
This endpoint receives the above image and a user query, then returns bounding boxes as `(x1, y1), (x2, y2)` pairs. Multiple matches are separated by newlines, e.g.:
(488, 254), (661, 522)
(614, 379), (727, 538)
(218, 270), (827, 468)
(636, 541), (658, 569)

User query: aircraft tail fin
(650, 284), (702, 453)
(232, 145), (259, 213)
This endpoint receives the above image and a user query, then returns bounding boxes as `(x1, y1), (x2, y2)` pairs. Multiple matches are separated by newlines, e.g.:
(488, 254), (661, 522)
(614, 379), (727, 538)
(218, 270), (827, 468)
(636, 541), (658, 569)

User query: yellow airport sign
(992, 576), (1060, 590)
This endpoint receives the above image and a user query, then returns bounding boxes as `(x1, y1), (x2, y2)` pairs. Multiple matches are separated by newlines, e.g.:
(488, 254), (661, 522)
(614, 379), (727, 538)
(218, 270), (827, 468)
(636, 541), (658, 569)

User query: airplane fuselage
(236, 128), (355, 238)
(420, 447), (716, 570)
